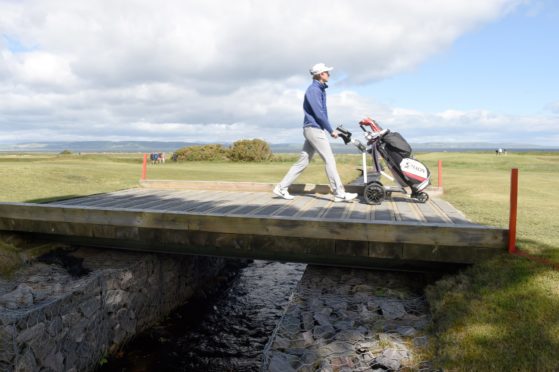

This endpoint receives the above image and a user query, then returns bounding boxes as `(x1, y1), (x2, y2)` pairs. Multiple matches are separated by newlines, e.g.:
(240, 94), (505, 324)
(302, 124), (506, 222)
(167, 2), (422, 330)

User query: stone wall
(0, 247), (238, 371)
(261, 265), (436, 371)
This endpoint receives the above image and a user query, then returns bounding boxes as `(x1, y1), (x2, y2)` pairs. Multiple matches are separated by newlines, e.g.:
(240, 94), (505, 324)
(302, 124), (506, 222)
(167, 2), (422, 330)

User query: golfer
(273, 63), (357, 202)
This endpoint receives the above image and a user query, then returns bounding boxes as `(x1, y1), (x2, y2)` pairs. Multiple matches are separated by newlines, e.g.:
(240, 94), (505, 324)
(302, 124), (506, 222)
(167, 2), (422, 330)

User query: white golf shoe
(273, 185), (295, 200)
(334, 192), (358, 203)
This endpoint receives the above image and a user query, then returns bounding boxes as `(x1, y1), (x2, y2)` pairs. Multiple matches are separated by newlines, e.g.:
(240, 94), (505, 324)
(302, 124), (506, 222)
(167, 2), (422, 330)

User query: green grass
(0, 153), (360, 203)
(417, 152), (559, 260)
(1, 151), (559, 370)
(417, 152), (559, 371)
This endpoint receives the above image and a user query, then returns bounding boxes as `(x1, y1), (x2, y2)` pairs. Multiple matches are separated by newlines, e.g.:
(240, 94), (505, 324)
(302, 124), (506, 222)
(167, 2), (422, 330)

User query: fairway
(0, 153), (359, 203)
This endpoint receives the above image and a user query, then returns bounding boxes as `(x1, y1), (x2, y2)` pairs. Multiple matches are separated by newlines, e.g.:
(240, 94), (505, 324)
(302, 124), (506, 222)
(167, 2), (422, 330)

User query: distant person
(273, 63), (357, 202)
(161, 152), (166, 163)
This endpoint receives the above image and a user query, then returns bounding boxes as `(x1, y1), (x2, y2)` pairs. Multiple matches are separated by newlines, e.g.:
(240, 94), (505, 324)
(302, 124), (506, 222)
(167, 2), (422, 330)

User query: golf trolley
(336, 118), (431, 204)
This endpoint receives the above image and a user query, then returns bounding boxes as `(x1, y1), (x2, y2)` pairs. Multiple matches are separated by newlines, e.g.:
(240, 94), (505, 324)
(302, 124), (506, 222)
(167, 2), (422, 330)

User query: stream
(100, 260), (306, 372)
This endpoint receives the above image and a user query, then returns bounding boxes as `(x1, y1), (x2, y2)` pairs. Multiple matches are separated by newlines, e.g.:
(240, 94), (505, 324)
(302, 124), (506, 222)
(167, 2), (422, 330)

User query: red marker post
(507, 168), (559, 269)
(508, 168), (518, 254)
(141, 153), (148, 180)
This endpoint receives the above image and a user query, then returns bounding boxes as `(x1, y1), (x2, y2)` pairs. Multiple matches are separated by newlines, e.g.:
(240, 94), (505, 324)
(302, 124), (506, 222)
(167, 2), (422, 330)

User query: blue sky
(3, 34), (30, 53)
(0, 0), (557, 146)
(353, 2), (559, 116)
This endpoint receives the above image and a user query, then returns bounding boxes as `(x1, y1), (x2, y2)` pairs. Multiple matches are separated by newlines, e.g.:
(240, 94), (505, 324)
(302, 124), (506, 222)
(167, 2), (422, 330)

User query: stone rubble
(262, 265), (434, 371)
(0, 247), (240, 372)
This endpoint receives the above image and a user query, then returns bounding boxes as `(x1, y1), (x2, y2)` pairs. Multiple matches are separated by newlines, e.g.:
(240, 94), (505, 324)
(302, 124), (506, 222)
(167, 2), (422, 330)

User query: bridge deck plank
(0, 187), (507, 267)
(47, 189), (476, 226)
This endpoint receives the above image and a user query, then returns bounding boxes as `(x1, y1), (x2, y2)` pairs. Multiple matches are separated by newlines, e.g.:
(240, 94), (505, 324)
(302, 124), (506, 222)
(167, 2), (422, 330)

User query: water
(101, 260), (306, 372)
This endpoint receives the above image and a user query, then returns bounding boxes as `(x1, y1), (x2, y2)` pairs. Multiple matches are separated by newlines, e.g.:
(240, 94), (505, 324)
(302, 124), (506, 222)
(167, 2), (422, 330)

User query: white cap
(310, 63), (333, 76)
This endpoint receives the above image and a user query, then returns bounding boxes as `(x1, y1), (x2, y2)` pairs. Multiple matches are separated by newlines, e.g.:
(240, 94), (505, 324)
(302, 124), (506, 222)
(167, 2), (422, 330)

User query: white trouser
(278, 127), (345, 196)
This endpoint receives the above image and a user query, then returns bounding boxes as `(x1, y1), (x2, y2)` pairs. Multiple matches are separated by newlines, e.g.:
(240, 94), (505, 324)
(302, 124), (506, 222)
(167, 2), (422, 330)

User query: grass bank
(417, 152), (559, 370)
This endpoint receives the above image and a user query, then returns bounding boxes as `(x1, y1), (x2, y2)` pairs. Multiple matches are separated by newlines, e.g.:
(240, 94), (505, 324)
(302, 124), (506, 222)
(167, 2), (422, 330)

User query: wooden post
(508, 168), (518, 253)
(438, 160), (443, 188)
(141, 153), (147, 180)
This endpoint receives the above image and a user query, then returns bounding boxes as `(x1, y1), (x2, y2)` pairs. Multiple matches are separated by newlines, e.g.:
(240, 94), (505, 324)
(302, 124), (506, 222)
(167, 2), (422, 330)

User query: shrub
(172, 144), (228, 161)
(227, 139), (272, 162)
(59, 149), (72, 155)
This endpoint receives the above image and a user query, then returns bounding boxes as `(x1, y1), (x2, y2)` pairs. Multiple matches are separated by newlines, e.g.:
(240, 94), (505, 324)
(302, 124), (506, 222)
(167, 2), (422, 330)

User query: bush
(172, 144), (228, 161)
(227, 139), (272, 162)
(59, 149), (72, 155)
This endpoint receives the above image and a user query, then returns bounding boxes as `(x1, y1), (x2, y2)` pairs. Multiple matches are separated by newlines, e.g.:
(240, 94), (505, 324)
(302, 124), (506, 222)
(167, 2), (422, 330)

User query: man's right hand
(331, 130), (339, 138)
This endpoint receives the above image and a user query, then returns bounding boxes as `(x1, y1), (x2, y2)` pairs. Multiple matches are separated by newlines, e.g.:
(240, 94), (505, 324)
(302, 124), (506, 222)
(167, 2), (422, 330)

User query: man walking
(273, 63), (357, 202)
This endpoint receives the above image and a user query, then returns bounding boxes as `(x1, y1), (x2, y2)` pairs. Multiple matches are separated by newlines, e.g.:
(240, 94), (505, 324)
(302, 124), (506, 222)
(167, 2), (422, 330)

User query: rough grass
(417, 152), (559, 371)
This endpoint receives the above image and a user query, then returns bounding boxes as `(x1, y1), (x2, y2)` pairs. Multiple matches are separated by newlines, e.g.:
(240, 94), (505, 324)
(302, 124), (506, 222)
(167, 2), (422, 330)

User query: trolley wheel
(364, 182), (385, 205)
(415, 192), (429, 203)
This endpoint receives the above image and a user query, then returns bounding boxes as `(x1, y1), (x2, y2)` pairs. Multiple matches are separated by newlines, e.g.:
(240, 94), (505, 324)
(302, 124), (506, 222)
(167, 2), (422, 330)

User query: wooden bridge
(0, 181), (508, 270)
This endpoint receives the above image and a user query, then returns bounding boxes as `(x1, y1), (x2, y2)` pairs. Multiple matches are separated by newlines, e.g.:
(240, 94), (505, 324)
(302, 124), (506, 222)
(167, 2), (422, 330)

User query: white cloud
(2, 0), (556, 146)
(3, 78), (556, 146)
(376, 107), (559, 144)
(3, 51), (79, 88)
(1, 0), (520, 85)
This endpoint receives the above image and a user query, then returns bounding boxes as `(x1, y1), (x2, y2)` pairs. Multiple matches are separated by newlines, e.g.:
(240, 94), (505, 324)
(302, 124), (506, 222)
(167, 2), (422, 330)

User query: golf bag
(337, 118), (431, 204)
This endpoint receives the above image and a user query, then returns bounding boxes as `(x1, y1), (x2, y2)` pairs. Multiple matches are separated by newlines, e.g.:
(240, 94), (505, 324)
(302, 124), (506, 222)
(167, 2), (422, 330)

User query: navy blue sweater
(303, 80), (333, 134)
